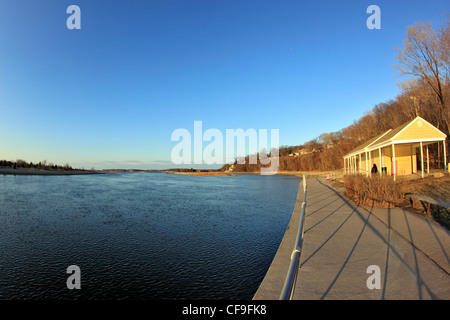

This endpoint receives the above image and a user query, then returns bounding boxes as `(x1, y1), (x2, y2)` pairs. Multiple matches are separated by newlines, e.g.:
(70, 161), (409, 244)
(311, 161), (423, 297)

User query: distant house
(343, 116), (447, 178)
(299, 149), (310, 155)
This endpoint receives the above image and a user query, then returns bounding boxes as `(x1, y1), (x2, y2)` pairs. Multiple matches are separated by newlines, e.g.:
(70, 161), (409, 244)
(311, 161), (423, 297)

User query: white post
(420, 141), (424, 178)
(365, 151), (369, 176)
(392, 144), (396, 180)
(359, 153), (361, 174)
(350, 156), (353, 174)
(352, 156), (354, 174)
(351, 156), (354, 174)
(348, 157), (351, 174)
(379, 148), (382, 176)
(349, 157), (351, 174)
(438, 140), (441, 168)
(426, 144), (429, 174)
(444, 140), (447, 173)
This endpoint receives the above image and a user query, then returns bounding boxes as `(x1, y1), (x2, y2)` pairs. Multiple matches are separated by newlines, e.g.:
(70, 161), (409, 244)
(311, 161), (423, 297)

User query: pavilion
(343, 116), (447, 178)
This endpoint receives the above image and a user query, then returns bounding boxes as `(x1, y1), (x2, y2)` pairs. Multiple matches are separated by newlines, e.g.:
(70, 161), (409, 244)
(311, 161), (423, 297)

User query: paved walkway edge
(253, 177), (450, 300)
(253, 179), (304, 300)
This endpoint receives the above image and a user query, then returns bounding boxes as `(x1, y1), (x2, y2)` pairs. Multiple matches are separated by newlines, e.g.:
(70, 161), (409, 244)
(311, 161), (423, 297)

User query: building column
(359, 153), (361, 174)
(420, 141), (424, 178)
(426, 144), (429, 174)
(444, 140), (447, 173)
(352, 156), (354, 174)
(392, 144), (396, 181)
(365, 151), (369, 176)
(379, 148), (382, 176)
(353, 156), (355, 173)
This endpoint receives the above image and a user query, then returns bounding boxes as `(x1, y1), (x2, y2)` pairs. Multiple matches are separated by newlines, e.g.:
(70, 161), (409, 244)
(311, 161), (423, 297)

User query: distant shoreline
(0, 167), (105, 176)
(0, 166), (334, 177)
(166, 170), (332, 178)
(166, 171), (232, 176)
(165, 170), (333, 177)
(226, 170), (331, 177)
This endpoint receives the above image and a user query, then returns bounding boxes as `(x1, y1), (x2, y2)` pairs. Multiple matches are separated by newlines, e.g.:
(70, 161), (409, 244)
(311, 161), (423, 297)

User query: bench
(408, 194), (450, 216)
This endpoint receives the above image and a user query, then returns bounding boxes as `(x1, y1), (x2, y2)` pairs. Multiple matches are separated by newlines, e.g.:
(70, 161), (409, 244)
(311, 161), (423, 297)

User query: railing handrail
(279, 174), (307, 300)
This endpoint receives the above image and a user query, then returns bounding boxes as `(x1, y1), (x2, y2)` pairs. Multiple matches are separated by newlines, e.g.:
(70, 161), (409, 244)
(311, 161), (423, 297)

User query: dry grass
(402, 174), (450, 199)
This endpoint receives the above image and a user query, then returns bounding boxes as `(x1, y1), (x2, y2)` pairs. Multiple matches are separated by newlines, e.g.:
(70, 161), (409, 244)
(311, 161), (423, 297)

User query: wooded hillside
(222, 15), (450, 173)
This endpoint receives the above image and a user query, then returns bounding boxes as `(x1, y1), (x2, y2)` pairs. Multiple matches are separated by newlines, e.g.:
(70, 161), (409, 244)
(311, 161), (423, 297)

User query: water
(0, 172), (299, 300)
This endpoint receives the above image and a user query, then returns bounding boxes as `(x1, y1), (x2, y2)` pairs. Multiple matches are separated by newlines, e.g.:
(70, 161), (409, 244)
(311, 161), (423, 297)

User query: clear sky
(0, 0), (449, 169)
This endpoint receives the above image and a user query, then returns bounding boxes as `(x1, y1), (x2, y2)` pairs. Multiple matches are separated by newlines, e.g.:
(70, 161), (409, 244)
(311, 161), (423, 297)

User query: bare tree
(394, 19), (449, 134)
(438, 14), (450, 78)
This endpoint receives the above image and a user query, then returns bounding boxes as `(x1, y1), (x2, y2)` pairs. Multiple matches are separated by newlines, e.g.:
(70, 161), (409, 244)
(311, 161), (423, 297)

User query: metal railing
(279, 174), (307, 300)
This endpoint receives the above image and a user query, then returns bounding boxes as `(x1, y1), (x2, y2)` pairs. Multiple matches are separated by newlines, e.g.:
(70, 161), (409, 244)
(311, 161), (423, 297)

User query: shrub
(344, 174), (406, 207)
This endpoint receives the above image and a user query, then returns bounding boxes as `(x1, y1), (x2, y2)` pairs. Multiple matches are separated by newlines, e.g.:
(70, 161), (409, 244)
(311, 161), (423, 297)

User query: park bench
(408, 193), (450, 216)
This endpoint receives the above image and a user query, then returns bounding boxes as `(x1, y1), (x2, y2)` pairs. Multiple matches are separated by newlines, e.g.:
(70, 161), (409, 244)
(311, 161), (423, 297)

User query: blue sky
(0, 0), (449, 169)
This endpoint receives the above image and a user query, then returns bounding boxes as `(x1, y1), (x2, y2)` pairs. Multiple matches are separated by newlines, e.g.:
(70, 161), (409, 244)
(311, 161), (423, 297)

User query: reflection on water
(0, 173), (299, 299)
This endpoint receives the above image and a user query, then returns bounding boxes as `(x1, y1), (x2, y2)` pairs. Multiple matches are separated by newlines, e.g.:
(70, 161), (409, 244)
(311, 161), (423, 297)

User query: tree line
(0, 159), (74, 171)
(222, 14), (450, 173)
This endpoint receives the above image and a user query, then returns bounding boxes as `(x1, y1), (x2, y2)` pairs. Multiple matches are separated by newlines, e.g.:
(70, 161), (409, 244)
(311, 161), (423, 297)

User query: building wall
(369, 150), (380, 173)
(383, 147), (392, 175)
(349, 144), (425, 176)
(391, 144), (413, 175)
(368, 148), (392, 175)
(369, 144), (415, 176)
(412, 146), (417, 173)
(396, 119), (446, 141)
(360, 153), (369, 174)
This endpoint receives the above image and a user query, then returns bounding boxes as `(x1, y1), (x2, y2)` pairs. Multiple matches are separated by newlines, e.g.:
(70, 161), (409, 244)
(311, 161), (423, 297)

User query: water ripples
(0, 173), (299, 299)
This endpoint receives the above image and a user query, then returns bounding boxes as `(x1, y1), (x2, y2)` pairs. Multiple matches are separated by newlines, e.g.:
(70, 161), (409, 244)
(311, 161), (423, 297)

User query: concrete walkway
(254, 177), (450, 300)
